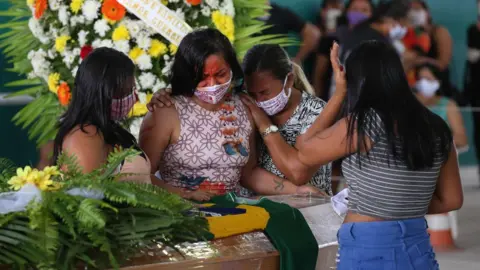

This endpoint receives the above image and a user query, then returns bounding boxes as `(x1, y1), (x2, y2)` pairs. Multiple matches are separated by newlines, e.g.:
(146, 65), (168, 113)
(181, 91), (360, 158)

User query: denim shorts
(337, 218), (439, 270)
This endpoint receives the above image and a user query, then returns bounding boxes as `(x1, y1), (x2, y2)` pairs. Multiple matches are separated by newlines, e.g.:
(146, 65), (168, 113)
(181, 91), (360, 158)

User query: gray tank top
(342, 111), (446, 219)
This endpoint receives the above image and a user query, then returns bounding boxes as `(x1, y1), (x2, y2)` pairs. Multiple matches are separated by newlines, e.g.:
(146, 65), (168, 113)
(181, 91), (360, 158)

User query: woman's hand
(183, 190), (215, 202)
(296, 185), (328, 196)
(240, 94), (273, 132)
(147, 88), (174, 112)
(330, 42), (346, 95)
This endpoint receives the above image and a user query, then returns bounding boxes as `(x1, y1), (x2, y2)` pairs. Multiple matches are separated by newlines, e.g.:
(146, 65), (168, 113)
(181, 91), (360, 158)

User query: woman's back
(159, 94), (252, 194)
(342, 111), (446, 220)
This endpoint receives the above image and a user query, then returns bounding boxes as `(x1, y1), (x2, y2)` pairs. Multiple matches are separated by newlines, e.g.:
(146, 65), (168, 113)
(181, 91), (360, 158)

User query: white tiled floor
(436, 167), (480, 270)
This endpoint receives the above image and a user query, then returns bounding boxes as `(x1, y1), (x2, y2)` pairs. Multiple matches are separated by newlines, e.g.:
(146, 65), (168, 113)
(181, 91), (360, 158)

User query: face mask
(194, 71), (232, 104)
(416, 79), (440, 98)
(111, 92), (136, 120)
(347, 11), (368, 26)
(408, 10), (427, 26)
(325, 9), (342, 31)
(389, 24), (407, 40)
(256, 76), (291, 116)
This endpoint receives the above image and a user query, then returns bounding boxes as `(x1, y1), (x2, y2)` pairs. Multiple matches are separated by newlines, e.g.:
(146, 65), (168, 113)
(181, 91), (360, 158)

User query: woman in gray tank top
(256, 40), (462, 269)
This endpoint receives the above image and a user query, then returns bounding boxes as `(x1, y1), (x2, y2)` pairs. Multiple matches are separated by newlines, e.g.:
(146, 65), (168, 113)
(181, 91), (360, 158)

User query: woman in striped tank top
(259, 41), (462, 269)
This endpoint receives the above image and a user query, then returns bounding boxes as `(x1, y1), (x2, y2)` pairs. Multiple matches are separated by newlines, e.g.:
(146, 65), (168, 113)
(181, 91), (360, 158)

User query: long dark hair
(170, 28), (243, 96)
(344, 40), (452, 170)
(53, 47), (137, 163)
(242, 44), (315, 95)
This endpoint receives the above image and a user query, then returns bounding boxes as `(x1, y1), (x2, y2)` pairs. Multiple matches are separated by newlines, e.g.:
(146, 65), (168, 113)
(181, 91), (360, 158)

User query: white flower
(138, 72), (156, 89)
(125, 19), (141, 39)
(72, 47), (81, 56)
(47, 48), (57, 59)
(93, 19), (110, 37)
(174, 8), (185, 21)
(114, 40), (130, 54)
(129, 118), (143, 141)
(191, 10), (199, 20)
(136, 54), (153, 70)
(136, 33), (151, 50)
(27, 72), (37, 79)
(161, 59), (173, 75)
(78, 30), (89, 47)
(48, 0), (61, 11)
(200, 6), (211, 17)
(82, 0), (100, 21)
(28, 18), (50, 44)
(58, 6), (70, 26)
(137, 92), (147, 103)
(220, 0), (235, 17)
(63, 50), (77, 68)
(49, 25), (60, 38)
(205, 0), (219, 9)
(70, 16), (86, 28)
(71, 66), (79, 76)
(163, 54), (170, 61)
(28, 49), (51, 80)
(92, 39), (114, 48)
(152, 80), (166, 92)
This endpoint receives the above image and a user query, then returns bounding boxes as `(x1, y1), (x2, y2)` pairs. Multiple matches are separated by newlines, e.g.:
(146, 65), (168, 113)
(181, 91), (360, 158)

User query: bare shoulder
(435, 26), (451, 39)
(446, 98), (460, 110)
(63, 125), (104, 151)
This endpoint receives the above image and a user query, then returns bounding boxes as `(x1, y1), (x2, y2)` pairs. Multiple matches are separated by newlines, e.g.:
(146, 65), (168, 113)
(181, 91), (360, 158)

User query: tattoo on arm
(274, 178), (285, 191)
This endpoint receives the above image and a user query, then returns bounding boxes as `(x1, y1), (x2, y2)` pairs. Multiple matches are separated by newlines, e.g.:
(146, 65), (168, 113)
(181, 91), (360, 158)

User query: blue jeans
(337, 218), (439, 270)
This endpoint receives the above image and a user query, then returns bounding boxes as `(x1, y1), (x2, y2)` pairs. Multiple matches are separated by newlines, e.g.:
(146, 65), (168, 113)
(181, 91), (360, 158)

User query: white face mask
(408, 10), (427, 26)
(325, 9), (342, 31)
(194, 71), (232, 104)
(416, 78), (440, 98)
(389, 24), (407, 40)
(256, 76), (291, 116)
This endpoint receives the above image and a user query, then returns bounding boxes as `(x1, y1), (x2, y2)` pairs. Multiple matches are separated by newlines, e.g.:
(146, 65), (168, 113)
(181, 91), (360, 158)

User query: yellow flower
(211, 11), (235, 43)
(8, 166), (62, 191)
(161, 0), (168, 5)
(129, 47), (144, 61)
(169, 44), (178, 55)
(112, 25), (130, 41)
(70, 0), (84, 14)
(26, 0), (34, 6)
(55, 36), (71, 53)
(149, 39), (168, 58)
(48, 73), (60, 93)
(129, 94), (152, 117)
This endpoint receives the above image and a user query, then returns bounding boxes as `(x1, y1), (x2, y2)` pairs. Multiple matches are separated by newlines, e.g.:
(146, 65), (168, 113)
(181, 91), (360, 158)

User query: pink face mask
(111, 92), (136, 120)
(194, 71), (232, 104)
(256, 76), (291, 116)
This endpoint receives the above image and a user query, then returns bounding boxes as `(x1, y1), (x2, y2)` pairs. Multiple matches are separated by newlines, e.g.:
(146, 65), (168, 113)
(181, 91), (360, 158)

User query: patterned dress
(159, 94), (252, 194)
(250, 92), (333, 196)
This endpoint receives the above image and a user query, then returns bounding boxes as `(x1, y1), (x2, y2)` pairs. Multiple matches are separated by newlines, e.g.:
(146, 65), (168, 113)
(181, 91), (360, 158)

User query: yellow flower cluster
(55, 36), (71, 53)
(8, 166), (62, 191)
(211, 11), (235, 43)
(48, 73), (60, 93)
(149, 39), (168, 58)
(112, 25), (130, 41)
(70, 0), (84, 14)
(130, 93), (153, 117)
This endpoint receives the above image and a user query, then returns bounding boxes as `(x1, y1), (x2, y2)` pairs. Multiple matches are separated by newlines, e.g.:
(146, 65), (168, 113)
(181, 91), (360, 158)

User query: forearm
(301, 90), (346, 143)
(242, 167), (299, 195)
(151, 176), (188, 197)
(427, 193), (461, 214)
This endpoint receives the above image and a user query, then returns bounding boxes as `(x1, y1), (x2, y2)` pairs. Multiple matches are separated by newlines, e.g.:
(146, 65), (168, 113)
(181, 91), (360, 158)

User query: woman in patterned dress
(147, 43), (332, 196)
(139, 29), (313, 201)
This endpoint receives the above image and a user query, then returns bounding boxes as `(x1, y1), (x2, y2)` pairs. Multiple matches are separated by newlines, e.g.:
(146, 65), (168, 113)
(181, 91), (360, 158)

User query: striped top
(342, 111), (446, 219)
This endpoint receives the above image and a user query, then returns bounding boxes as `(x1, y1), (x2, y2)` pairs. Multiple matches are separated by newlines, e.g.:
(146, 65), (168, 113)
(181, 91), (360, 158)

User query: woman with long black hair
(242, 40), (462, 269)
(53, 47), (150, 183)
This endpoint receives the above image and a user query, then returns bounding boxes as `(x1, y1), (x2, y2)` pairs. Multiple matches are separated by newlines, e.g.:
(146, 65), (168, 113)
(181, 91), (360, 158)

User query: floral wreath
(0, 0), (294, 145)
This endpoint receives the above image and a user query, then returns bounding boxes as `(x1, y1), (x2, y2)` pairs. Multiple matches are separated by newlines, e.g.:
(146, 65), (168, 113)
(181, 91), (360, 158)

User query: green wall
(272, 0), (479, 166)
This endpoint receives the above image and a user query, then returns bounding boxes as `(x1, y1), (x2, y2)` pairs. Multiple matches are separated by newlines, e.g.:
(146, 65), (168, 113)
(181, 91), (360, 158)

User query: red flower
(101, 0), (126, 22)
(186, 0), (202, 6)
(80, 45), (93, 59)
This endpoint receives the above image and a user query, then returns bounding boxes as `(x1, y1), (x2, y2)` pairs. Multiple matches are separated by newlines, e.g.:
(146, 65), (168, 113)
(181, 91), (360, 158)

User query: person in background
(340, 0), (410, 62)
(146, 44), (332, 196)
(37, 141), (54, 169)
(140, 29), (319, 201)
(465, 1), (480, 184)
(316, 0), (344, 35)
(287, 40), (461, 269)
(313, 0), (374, 100)
(407, 0), (453, 96)
(415, 63), (468, 149)
(53, 48), (150, 183)
(260, 1), (321, 65)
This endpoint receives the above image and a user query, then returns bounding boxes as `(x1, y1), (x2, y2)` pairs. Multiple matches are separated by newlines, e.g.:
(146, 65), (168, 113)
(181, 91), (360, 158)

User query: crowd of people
(34, 0), (472, 269)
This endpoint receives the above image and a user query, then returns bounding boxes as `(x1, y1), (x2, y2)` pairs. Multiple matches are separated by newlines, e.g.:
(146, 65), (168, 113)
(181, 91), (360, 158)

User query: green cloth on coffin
(209, 194), (318, 270)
